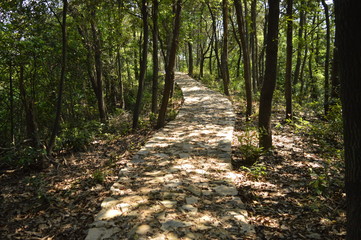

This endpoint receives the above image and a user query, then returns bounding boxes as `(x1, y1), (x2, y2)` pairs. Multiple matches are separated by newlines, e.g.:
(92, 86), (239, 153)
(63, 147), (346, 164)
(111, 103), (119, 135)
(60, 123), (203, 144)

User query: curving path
(86, 73), (255, 240)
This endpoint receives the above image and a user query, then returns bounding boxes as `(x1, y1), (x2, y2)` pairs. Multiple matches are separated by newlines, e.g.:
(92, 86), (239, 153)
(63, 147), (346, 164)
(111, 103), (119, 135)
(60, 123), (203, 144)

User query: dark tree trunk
(234, 0), (253, 118)
(152, 0), (159, 114)
(9, 63), (14, 145)
(19, 65), (40, 149)
(293, 9), (305, 87)
(250, 0), (259, 93)
(47, 0), (68, 156)
(221, 0), (230, 96)
(321, 0), (330, 115)
(330, 42), (340, 100)
(90, 10), (107, 123)
(207, 3), (222, 79)
(133, 0), (149, 129)
(117, 51), (125, 109)
(258, 0), (280, 150)
(335, 1), (361, 239)
(285, 0), (293, 120)
(156, 0), (182, 129)
(188, 41), (193, 76)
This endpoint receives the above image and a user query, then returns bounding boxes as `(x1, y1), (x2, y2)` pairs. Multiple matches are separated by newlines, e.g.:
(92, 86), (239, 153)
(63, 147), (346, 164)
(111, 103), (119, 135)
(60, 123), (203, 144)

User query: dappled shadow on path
(86, 74), (255, 240)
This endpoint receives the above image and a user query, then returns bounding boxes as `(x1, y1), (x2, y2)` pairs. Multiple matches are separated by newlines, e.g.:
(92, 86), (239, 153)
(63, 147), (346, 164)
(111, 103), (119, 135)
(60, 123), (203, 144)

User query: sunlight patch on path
(86, 73), (255, 240)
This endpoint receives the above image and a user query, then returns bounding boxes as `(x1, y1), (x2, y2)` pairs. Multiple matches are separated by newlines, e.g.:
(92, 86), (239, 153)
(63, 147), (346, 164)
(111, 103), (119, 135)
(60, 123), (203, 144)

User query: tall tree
(47, 0), (68, 156)
(133, 0), (149, 129)
(321, 0), (331, 115)
(335, 0), (361, 238)
(221, 0), (230, 96)
(156, 0), (182, 129)
(258, 0), (280, 149)
(234, 0), (253, 118)
(285, 0), (293, 119)
(152, 0), (159, 113)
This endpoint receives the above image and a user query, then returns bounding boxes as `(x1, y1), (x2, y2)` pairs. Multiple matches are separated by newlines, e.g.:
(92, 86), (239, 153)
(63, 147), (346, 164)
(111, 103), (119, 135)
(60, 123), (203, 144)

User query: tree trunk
(335, 1), (361, 238)
(321, 0), (330, 115)
(47, 0), (68, 155)
(330, 42), (340, 101)
(117, 51), (125, 109)
(133, 0), (149, 129)
(294, 9), (305, 87)
(207, 3), (222, 79)
(234, 0), (253, 118)
(258, 0), (280, 150)
(285, 0), (293, 120)
(152, 0), (159, 114)
(250, 0), (259, 93)
(188, 41), (193, 76)
(221, 0), (230, 96)
(156, 0), (182, 129)
(90, 10), (107, 123)
(9, 63), (14, 145)
(19, 65), (40, 149)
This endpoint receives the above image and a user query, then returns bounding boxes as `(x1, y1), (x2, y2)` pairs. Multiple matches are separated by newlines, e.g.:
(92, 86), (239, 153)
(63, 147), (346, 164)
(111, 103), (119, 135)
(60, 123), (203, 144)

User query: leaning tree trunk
(335, 1), (361, 239)
(133, 0), (149, 129)
(156, 0), (182, 129)
(285, 0), (293, 120)
(258, 0), (280, 150)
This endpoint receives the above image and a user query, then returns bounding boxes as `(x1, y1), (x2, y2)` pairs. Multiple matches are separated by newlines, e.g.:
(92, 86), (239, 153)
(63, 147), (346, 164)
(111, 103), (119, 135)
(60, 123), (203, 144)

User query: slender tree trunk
(117, 51), (125, 109)
(9, 63), (14, 145)
(221, 0), (230, 96)
(285, 0), (293, 120)
(335, 1), (361, 238)
(156, 0), (182, 129)
(207, 3), (221, 79)
(90, 10), (107, 123)
(234, 0), (253, 118)
(133, 0), (149, 129)
(47, 0), (68, 156)
(188, 41), (193, 76)
(330, 42), (340, 101)
(294, 9), (305, 86)
(152, 0), (159, 113)
(250, 0), (259, 93)
(321, 0), (330, 115)
(19, 66), (40, 149)
(258, 0), (280, 150)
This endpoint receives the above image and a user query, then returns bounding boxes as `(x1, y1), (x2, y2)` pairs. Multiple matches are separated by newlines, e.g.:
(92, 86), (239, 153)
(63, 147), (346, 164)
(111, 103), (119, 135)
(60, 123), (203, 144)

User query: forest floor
(1, 96), (346, 239)
(232, 101), (346, 239)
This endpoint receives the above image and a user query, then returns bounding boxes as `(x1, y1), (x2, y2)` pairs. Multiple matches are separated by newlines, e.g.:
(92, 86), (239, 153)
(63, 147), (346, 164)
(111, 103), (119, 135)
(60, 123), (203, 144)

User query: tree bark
(321, 0), (330, 115)
(250, 0), (259, 93)
(156, 0), (182, 129)
(19, 66), (41, 150)
(293, 8), (305, 87)
(234, 0), (253, 118)
(133, 0), (149, 129)
(90, 9), (107, 123)
(221, 0), (230, 96)
(335, 1), (361, 238)
(188, 41), (193, 76)
(285, 0), (293, 120)
(152, 0), (159, 114)
(47, 0), (68, 155)
(258, 0), (280, 150)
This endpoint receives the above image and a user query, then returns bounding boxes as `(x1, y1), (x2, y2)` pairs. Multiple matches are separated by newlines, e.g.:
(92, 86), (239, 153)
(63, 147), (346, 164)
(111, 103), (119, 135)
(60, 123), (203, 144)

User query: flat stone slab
(86, 73), (255, 239)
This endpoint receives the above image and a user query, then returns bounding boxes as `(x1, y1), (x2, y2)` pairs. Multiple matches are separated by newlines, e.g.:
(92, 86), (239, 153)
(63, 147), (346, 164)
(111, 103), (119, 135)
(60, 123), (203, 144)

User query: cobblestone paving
(86, 73), (255, 240)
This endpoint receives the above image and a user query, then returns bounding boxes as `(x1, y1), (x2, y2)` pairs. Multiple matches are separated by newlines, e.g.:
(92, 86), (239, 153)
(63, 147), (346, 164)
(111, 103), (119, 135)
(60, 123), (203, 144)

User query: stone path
(86, 73), (255, 240)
